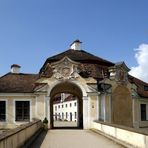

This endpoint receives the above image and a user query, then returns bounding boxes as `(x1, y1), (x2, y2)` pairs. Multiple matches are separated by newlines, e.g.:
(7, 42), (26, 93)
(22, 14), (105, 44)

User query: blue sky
(0, 0), (148, 81)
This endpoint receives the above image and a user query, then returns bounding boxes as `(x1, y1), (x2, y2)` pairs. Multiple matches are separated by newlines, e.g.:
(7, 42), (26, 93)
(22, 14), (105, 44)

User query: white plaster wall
(0, 96), (36, 129)
(35, 95), (46, 121)
(53, 100), (78, 122)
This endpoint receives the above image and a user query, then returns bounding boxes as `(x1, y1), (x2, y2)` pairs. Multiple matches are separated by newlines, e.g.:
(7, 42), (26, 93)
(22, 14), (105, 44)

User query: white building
(53, 93), (77, 122)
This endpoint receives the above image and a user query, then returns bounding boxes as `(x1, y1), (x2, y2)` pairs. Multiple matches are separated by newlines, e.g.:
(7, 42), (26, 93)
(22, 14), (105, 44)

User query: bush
(43, 117), (48, 124)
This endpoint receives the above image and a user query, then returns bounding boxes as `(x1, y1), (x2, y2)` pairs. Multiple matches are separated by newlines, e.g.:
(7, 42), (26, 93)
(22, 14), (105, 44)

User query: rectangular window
(70, 103), (72, 107)
(66, 112), (68, 118)
(58, 113), (60, 119)
(74, 102), (77, 106)
(75, 112), (77, 119)
(144, 86), (148, 91)
(65, 104), (67, 108)
(62, 112), (64, 119)
(141, 104), (146, 121)
(62, 104), (64, 108)
(58, 105), (60, 108)
(15, 101), (30, 121)
(70, 112), (72, 121)
(0, 101), (6, 121)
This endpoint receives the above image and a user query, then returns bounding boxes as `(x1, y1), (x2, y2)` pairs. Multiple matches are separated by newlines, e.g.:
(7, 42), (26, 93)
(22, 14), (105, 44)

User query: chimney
(11, 64), (21, 73)
(70, 40), (82, 50)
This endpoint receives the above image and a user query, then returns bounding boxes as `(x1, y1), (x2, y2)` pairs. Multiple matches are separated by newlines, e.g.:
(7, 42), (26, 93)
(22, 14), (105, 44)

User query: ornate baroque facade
(0, 40), (148, 129)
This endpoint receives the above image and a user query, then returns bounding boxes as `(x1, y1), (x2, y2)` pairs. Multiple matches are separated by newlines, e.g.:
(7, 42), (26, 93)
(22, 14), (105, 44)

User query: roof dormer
(109, 61), (130, 83)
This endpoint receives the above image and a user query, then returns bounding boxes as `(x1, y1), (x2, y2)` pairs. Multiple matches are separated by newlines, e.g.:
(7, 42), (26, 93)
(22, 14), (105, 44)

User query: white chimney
(11, 64), (21, 73)
(70, 40), (82, 50)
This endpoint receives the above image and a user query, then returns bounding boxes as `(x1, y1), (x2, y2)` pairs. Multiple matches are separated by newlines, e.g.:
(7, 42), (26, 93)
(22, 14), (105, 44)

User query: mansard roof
(0, 73), (38, 93)
(46, 49), (114, 64)
(39, 49), (114, 78)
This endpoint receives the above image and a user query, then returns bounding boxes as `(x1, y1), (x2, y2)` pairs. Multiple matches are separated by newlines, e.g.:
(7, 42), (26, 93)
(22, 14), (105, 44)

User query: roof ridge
(46, 49), (114, 64)
(0, 72), (38, 80)
(0, 72), (11, 79)
(46, 49), (71, 60)
(80, 49), (114, 64)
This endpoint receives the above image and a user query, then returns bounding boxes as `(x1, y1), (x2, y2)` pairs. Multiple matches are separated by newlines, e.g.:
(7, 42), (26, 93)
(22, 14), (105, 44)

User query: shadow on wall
(28, 130), (48, 148)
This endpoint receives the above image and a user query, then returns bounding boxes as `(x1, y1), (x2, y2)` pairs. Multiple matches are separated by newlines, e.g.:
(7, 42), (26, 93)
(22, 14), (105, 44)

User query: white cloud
(129, 44), (148, 83)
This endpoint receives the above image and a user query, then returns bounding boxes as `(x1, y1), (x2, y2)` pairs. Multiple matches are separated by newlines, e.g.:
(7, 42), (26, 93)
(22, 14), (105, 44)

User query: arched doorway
(50, 81), (83, 129)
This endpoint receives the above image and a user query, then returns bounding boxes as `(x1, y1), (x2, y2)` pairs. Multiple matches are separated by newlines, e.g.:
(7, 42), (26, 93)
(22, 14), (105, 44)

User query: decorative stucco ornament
(51, 57), (79, 80)
(109, 61), (130, 85)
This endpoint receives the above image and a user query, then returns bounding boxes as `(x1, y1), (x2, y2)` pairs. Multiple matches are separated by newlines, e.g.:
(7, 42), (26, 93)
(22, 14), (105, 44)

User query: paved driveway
(40, 130), (123, 148)
(53, 121), (77, 127)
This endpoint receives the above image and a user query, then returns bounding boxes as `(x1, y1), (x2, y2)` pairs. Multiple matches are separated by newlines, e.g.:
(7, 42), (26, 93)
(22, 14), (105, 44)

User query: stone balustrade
(91, 121), (148, 148)
(0, 120), (42, 148)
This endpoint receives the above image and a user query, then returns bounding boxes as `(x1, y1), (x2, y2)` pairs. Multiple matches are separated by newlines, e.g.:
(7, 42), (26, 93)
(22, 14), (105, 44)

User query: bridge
(30, 130), (122, 148)
(0, 120), (148, 148)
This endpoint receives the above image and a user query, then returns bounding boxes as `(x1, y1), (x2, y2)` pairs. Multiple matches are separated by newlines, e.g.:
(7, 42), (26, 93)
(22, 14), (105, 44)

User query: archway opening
(50, 82), (83, 129)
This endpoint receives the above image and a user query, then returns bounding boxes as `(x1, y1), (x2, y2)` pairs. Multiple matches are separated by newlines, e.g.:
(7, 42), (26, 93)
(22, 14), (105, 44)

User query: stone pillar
(133, 98), (139, 128)
(99, 94), (106, 121)
(45, 96), (50, 128)
(96, 95), (99, 121)
(83, 96), (89, 129)
(108, 94), (112, 122)
(105, 94), (112, 122)
(36, 94), (46, 120)
(98, 95), (101, 120)
(88, 95), (100, 126)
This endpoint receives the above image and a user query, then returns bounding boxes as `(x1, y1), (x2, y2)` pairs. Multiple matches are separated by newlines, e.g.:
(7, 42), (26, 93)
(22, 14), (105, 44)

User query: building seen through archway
(53, 93), (78, 128)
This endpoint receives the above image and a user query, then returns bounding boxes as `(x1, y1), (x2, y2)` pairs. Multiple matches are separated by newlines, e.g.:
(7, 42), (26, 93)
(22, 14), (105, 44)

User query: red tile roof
(128, 75), (148, 97)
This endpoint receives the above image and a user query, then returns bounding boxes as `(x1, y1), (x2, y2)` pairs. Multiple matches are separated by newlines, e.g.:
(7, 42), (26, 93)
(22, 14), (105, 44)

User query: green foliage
(43, 117), (48, 124)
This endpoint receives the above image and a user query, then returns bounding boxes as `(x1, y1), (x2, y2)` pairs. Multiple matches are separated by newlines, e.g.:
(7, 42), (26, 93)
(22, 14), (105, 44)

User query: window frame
(74, 102), (77, 107)
(144, 86), (148, 91)
(75, 112), (77, 119)
(0, 100), (7, 122)
(14, 99), (32, 123)
(55, 106), (57, 111)
(140, 103), (147, 121)
(66, 112), (68, 118)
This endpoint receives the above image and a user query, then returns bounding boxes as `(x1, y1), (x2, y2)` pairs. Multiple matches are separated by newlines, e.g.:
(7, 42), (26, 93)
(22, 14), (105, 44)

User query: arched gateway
(37, 40), (114, 129)
(49, 82), (83, 129)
